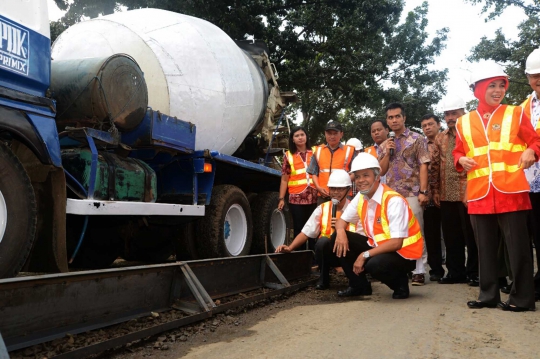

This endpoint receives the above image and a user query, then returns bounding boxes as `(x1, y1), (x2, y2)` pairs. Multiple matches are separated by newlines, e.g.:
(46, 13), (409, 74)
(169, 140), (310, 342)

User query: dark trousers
(528, 193), (540, 293)
(423, 206), (444, 276)
(315, 231), (415, 291)
(289, 203), (317, 250)
(440, 201), (479, 279)
(471, 211), (535, 309)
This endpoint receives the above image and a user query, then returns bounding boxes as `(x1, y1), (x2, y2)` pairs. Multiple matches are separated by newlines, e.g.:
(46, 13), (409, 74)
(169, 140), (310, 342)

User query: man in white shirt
(333, 153), (424, 299)
(275, 170), (356, 290)
(522, 48), (540, 301)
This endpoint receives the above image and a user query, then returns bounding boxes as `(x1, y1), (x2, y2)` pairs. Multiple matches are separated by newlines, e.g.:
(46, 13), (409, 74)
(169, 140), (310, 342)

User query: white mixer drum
(51, 8), (267, 155)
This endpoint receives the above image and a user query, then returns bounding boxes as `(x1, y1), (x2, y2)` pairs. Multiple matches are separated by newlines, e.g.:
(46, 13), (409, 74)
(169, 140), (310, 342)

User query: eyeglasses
(528, 73), (540, 80)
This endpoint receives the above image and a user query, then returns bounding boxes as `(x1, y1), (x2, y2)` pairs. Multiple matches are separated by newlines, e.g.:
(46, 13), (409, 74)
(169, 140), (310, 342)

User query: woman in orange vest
(453, 61), (540, 312)
(278, 126), (318, 249)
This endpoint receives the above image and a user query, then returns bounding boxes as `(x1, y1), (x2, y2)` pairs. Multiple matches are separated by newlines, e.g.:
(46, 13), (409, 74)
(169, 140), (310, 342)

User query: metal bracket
(263, 255), (290, 290)
(174, 262), (216, 313)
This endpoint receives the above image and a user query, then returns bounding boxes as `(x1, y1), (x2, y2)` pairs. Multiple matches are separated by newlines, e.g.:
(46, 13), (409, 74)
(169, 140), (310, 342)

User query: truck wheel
(196, 185), (252, 258)
(174, 221), (199, 260)
(0, 143), (37, 278)
(251, 192), (292, 253)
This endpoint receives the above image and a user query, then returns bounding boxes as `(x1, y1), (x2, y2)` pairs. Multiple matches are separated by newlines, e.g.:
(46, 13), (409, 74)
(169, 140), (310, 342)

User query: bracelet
(278, 198), (284, 201)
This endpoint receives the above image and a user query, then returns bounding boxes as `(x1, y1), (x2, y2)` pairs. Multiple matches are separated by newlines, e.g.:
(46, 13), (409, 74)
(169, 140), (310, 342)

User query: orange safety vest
(314, 145), (354, 193)
(285, 148), (316, 194)
(456, 105), (530, 201)
(364, 146), (378, 158)
(319, 200), (356, 238)
(357, 184), (423, 260)
(520, 96), (540, 132)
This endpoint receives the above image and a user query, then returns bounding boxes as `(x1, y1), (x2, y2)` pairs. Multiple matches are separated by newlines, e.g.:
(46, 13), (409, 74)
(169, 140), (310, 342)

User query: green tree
(465, 0), (539, 104)
(50, 0), (448, 147)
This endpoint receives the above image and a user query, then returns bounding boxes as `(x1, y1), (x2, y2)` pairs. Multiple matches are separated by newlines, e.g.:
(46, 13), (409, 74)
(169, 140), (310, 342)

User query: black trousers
(315, 231), (415, 291)
(471, 211), (535, 309)
(440, 201), (478, 279)
(289, 203), (317, 250)
(528, 193), (540, 293)
(423, 206), (444, 276)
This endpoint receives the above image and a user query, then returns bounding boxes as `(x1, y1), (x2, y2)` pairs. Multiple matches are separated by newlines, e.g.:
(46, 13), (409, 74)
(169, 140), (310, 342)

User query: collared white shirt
(341, 184), (409, 242)
(525, 91), (540, 193)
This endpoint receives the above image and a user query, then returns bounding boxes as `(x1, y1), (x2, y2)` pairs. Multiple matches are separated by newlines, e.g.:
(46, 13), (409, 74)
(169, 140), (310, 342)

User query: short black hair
(420, 113), (440, 124)
(370, 119), (389, 130)
(385, 102), (406, 117)
(288, 126), (311, 154)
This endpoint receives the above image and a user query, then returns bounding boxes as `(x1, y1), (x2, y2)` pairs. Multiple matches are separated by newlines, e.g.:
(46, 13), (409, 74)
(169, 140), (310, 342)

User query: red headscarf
(473, 76), (508, 118)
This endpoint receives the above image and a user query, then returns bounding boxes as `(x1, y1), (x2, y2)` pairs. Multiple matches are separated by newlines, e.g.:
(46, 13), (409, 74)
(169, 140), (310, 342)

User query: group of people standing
(275, 49), (540, 312)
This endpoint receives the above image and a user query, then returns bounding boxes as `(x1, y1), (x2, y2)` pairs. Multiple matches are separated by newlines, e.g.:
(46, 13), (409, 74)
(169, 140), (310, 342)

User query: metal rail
(0, 252), (316, 358)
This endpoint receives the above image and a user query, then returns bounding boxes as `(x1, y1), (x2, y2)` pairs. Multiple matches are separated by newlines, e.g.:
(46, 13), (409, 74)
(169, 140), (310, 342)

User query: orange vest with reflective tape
(520, 96), (540, 132)
(364, 146), (377, 158)
(356, 184), (423, 260)
(455, 105), (530, 201)
(314, 145), (354, 193)
(285, 148), (316, 194)
(319, 200), (356, 238)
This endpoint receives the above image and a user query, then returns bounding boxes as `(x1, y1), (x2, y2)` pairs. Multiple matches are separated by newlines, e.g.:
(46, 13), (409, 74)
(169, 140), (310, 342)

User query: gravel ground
(102, 273), (539, 359)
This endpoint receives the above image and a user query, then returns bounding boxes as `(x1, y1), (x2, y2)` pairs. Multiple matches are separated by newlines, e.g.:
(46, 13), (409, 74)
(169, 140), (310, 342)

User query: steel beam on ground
(0, 252), (314, 352)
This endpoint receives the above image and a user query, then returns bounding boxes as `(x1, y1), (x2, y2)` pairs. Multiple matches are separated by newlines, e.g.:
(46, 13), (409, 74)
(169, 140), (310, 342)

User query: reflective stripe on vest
(314, 145), (354, 193)
(320, 201), (355, 238)
(356, 184), (423, 260)
(286, 148), (315, 193)
(365, 146), (377, 158)
(456, 105), (530, 201)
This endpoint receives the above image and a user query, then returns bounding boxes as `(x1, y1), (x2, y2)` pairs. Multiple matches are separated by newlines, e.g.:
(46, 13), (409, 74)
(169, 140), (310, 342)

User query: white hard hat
(469, 60), (507, 87)
(327, 169), (352, 187)
(441, 95), (466, 112)
(526, 49), (540, 75)
(346, 138), (362, 151)
(349, 152), (381, 173)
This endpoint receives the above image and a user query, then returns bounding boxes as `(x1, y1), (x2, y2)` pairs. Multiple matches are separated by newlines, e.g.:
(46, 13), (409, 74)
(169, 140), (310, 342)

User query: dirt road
(109, 274), (539, 359)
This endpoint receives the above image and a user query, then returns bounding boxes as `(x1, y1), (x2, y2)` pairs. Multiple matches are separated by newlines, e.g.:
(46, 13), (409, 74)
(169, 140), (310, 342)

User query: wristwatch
(363, 251), (370, 259)
(419, 190), (429, 195)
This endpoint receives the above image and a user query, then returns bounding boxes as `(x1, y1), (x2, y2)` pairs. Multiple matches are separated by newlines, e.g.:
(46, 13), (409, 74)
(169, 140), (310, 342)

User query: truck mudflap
(0, 251), (315, 353)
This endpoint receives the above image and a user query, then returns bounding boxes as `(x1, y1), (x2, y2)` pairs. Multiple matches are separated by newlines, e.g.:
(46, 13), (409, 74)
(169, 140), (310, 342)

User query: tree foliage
(50, 0), (448, 147)
(465, 0), (540, 104)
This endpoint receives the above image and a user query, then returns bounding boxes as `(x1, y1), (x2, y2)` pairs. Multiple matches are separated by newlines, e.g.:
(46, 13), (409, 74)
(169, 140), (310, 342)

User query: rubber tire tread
(196, 185), (252, 258)
(251, 191), (291, 253)
(0, 142), (37, 278)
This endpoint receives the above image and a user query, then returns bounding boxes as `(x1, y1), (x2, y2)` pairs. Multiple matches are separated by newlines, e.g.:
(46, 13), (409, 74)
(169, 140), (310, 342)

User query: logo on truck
(0, 16), (29, 76)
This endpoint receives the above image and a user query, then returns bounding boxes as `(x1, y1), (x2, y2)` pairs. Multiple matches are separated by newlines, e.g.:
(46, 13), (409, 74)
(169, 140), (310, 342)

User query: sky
(46, 0), (527, 111)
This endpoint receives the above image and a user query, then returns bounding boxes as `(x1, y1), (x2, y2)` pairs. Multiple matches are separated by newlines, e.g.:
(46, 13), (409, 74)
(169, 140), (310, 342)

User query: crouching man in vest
(330, 152), (424, 299)
(275, 170), (356, 288)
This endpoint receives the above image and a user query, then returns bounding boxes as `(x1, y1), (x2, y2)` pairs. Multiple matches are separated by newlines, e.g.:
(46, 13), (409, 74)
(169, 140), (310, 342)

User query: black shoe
(498, 301), (535, 312)
(315, 283), (329, 290)
(438, 275), (467, 284)
(429, 273), (443, 282)
(337, 286), (372, 297)
(535, 292), (540, 302)
(467, 300), (498, 309)
(501, 282), (512, 294)
(392, 290), (409, 299)
(467, 276), (479, 287)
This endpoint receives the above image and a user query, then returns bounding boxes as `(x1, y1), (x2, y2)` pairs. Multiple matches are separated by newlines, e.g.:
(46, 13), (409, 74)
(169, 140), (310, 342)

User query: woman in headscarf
(453, 61), (540, 312)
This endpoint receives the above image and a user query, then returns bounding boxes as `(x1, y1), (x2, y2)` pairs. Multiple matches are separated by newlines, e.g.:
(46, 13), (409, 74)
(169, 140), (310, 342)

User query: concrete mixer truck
(0, 1), (298, 278)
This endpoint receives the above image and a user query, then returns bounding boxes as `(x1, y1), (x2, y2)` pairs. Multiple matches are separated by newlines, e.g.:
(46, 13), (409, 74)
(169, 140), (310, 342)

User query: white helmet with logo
(441, 95), (466, 112)
(346, 138), (362, 151)
(469, 60), (507, 88)
(349, 152), (381, 173)
(526, 48), (540, 75)
(327, 169), (352, 187)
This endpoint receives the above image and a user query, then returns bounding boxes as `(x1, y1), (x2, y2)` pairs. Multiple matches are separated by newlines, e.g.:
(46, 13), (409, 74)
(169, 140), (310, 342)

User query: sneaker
(411, 274), (425, 286)
(429, 273), (443, 282)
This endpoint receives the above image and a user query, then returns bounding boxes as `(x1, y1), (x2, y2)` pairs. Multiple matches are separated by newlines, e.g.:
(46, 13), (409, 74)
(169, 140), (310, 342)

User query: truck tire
(174, 221), (199, 260)
(0, 143), (37, 278)
(251, 192), (292, 253)
(196, 185), (252, 258)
